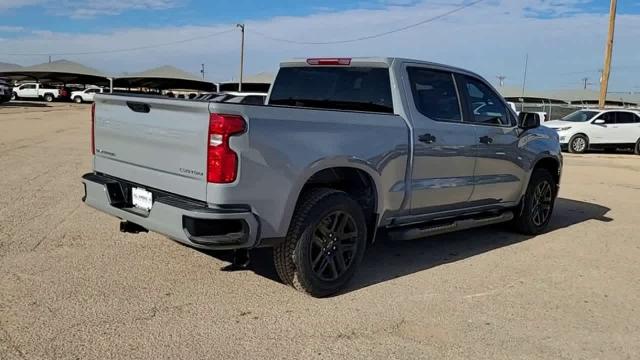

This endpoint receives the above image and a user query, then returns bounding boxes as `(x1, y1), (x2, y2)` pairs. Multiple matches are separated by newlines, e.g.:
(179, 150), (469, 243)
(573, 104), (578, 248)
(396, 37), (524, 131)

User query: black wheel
(512, 169), (556, 235)
(44, 94), (54, 102)
(274, 188), (367, 297)
(634, 139), (640, 155)
(568, 134), (588, 154)
(74, 96), (83, 103)
(11, 92), (18, 101)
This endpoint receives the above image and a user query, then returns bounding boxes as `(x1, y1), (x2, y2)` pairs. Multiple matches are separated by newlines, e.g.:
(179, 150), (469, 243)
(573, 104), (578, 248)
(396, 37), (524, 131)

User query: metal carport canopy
(113, 66), (215, 91)
(0, 59), (111, 86)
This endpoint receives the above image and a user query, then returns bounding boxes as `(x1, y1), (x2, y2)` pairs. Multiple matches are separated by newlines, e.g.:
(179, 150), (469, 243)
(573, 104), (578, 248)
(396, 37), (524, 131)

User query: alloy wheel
(531, 180), (553, 227)
(309, 211), (359, 281)
(572, 137), (586, 152)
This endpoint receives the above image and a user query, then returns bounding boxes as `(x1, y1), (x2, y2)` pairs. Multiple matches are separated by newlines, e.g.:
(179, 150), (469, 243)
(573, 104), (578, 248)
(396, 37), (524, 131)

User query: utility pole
(599, 0), (617, 109)
(496, 75), (506, 87)
(200, 64), (205, 80)
(236, 23), (245, 92)
(48, 55), (51, 63)
(521, 53), (529, 97)
(581, 77), (591, 90)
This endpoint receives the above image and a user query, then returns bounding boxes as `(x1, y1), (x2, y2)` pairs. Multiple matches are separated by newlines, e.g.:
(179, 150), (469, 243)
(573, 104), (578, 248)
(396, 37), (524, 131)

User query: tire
(274, 188), (368, 297)
(634, 139), (640, 155)
(512, 169), (557, 235)
(11, 92), (18, 101)
(568, 134), (588, 154)
(44, 94), (54, 102)
(74, 96), (83, 103)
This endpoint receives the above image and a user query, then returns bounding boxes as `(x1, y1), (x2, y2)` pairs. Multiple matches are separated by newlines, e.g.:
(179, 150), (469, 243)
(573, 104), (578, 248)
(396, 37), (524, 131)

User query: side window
(635, 114), (640, 123)
(23, 84), (36, 90)
(464, 77), (510, 126)
(599, 112), (616, 124)
(616, 112), (635, 124)
(87, 89), (98, 94)
(407, 67), (462, 122)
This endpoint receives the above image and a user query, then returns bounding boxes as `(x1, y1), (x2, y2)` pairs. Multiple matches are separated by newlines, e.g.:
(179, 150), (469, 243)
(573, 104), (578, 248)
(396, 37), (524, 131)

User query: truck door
(403, 65), (477, 213)
(458, 75), (524, 205)
(20, 84), (38, 98)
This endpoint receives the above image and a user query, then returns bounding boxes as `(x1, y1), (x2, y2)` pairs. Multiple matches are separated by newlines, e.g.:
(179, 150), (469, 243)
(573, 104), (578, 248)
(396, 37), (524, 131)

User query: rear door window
(407, 67), (462, 122)
(615, 112), (636, 124)
(269, 67), (393, 113)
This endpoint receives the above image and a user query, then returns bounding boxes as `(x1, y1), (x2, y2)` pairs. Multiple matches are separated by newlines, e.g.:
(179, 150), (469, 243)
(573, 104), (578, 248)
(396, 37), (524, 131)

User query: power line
(0, 28), (236, 56)
(249, 0), (486, 45)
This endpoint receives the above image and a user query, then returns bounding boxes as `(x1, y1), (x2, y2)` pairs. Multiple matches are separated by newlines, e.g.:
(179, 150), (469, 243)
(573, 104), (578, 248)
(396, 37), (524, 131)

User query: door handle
(479, 136), (493, 144)
(418, 133), (436, 144)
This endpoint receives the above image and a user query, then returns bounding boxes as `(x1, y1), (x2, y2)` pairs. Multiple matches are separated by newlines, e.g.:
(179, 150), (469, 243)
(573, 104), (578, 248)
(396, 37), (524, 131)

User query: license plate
(132, 187), (153, 211)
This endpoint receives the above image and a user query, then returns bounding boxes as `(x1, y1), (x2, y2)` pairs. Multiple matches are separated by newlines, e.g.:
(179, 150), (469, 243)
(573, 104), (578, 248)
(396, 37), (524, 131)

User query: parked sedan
(546, 109), (640, 154)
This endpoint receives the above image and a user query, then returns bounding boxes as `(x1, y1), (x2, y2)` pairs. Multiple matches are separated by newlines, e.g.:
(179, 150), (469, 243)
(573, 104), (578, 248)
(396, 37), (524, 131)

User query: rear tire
(634, 139), (640, 155)
(512, 169), (557, 235)
(74, 96), (83, 103)
(568, 134), (588, 154)
(44, 94), (54, 102)
(274, 188), (367, 297)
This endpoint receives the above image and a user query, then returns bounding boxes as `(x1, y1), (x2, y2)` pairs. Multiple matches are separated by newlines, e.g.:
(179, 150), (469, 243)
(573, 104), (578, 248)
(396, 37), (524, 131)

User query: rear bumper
(81, 173), (260, 250)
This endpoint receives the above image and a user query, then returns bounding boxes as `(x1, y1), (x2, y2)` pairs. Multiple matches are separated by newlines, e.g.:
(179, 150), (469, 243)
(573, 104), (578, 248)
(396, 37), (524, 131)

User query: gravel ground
(1, 102), (639, 359)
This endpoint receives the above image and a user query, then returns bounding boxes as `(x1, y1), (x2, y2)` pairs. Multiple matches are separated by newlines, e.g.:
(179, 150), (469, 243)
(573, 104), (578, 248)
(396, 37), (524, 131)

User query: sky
(0, 0), (639, 91)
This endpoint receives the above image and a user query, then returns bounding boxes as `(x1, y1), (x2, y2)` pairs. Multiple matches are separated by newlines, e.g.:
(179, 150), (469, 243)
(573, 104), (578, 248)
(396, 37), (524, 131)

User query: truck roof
(280, 57), (479, 77)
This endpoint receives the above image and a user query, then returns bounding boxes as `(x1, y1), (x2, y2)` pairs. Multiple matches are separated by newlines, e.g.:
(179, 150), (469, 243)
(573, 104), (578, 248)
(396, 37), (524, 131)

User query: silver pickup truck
(82, 57), (562, 297)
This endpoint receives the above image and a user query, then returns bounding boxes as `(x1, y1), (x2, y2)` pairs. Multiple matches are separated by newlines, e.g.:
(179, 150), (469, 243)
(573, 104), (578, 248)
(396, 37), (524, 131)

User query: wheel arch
(533, 156), (561, 187)
(282, 161), (383, 242)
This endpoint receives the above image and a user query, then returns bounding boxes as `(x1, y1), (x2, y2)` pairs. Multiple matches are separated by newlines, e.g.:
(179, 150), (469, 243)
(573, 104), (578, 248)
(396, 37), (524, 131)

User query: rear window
(268, 67), (393, 114)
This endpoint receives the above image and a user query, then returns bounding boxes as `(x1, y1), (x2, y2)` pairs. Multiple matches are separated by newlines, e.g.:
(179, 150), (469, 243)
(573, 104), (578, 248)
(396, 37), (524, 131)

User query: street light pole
(599, 0), (617, 109)
(237, 23), (245, 92)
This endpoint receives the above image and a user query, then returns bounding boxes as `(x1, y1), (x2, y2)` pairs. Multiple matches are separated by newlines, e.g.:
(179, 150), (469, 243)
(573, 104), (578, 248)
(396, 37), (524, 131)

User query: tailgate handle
(126, 102), (151, 113)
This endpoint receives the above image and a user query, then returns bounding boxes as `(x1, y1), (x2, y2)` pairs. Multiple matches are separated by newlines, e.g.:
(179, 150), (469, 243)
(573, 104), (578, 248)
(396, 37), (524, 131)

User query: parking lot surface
(1, 102), (639, 359)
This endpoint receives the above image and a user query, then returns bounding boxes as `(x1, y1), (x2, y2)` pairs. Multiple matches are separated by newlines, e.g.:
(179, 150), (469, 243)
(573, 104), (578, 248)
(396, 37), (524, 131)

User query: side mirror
(593, 119), (606, 125)
(518, 112), (540, 130)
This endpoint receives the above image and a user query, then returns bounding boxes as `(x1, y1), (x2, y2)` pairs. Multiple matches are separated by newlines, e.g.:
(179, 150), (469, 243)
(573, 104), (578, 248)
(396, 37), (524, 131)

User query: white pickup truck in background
(12, 82), (68, 102)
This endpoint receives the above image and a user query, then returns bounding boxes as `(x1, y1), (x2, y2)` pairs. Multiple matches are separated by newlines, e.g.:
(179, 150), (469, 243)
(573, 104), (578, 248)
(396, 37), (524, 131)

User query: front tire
(634, 139), (640, 155)
(11, 92), (18, 101)
(512, 169), (557, 235)
(568, 134), (588, 154)
(274, 188), (367, 297)
(74, 96), (83, 103)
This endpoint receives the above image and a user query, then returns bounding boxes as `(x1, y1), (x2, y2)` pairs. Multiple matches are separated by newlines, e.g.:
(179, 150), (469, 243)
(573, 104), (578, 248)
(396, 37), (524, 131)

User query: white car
(546, 109), (640, 154)
(71, 87), (105, 103)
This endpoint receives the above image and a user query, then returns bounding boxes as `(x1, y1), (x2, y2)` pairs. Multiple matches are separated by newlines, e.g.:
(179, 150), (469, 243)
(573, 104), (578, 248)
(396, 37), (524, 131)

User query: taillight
(91, 103), (96, 155)
(306, 58), (351, 66)
(207, 113), (246, 183)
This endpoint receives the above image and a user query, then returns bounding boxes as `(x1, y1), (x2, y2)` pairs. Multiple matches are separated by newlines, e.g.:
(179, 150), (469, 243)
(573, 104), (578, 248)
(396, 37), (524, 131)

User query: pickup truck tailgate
(93, 95), (210, 201)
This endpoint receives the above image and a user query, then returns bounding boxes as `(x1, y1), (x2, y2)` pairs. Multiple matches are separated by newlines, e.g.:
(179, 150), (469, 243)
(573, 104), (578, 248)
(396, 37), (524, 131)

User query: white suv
(71, 87), (105, 103)
(546, 109), (640, 154)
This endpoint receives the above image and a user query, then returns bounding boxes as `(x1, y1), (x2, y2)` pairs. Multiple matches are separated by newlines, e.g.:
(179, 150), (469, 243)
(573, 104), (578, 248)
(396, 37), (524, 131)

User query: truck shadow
(2, 101), (50, 108)
(201, 198), (612, 295)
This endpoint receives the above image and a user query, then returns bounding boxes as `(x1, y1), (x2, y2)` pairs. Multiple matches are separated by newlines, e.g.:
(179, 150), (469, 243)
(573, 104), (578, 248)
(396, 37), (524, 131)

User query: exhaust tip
(120, 221), (148, 234)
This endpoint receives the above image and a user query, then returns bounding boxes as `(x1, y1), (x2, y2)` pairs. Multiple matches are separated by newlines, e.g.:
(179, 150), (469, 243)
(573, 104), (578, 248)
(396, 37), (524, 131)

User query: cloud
(0, 0), (182, 17)
(0, 0), (43, 11)
(0, 26), (25, 32)
(0, 0), (638, 90)
(54, 0), (182, 18)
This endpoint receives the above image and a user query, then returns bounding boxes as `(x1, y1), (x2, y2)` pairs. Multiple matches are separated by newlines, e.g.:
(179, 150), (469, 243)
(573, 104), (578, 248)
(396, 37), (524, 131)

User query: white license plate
(132, 187), (153, 211)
